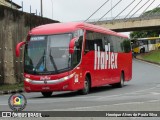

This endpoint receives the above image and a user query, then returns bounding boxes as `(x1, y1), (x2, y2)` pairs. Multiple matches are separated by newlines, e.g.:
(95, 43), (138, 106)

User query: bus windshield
(24, 34), (72, 75)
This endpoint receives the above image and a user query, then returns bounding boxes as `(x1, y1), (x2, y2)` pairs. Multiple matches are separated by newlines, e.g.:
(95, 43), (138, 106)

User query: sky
(12, 0), (160, 36)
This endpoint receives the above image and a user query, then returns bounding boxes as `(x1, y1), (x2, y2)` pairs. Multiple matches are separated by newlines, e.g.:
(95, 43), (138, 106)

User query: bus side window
(85, 31), (94, 54)
(72, 33), (83, 67)
(116, 37), (124, 53)
(105, 35), (114, 52)
(150, 40), (156, 44)
(85, 31), (104, 54)
(93, 32), (104, 51)
(94, 39), (103, 51)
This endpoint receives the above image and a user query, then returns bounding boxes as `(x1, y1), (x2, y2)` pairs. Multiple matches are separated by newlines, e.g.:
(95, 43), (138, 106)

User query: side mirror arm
(16, 41), (26, 57)
(69, 38), (77, 54)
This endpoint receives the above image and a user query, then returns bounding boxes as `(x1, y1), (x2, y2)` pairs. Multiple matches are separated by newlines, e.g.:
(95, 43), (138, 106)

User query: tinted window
(85, 31), (103, 53)
(150, 40), (156, 44)
(104, 35), (114, 52)
(85, 30), (131, 53)
(72, 30), (84, 67)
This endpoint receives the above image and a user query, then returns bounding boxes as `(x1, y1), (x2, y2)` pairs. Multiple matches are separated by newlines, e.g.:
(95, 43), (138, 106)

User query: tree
(130, 30), (160, 38)
(130, 7), (160, 38)
(141, 7), (160, 16)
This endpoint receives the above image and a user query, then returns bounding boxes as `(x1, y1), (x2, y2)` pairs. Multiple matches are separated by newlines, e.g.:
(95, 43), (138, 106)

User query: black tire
(117, 73), (124, 88)
(79, 76), (90, 95)
(140, 48), (145, 53)
(112, 73), (124, 88)
(41, 92), (52, 97)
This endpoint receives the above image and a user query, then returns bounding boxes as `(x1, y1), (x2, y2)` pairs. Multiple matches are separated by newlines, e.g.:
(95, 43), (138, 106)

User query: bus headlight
(25, 78), (31, 82)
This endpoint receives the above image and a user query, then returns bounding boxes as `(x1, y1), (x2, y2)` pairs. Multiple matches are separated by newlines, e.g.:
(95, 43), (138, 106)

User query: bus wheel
(117, 73), (124, 88)
(41, 92), (52, 97)
(140, 48), (145, 53)
(79, 76), (90, 95)
(112, 73), (124, 88)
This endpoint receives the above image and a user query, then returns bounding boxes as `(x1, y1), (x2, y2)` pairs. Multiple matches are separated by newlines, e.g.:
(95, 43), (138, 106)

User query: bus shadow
(89, 84), (128, 94)
(90, 85), (116, 94)
(30, 85), (128, 99)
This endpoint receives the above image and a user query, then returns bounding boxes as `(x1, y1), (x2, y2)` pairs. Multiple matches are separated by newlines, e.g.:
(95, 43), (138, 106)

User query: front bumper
(24, 73), (76, 92)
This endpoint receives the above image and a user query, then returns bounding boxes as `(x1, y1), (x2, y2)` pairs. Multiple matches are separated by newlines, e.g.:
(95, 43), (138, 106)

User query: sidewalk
(0, 89), (24, 95)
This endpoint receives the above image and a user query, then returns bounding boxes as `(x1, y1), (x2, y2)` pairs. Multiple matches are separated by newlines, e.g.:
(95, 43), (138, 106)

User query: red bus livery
(16, 22), (132, 97)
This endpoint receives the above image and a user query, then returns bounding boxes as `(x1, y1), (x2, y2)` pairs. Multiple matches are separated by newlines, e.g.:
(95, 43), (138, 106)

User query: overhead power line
(84, 0), (109, 22)
(140, 0), (155, 17)
(145, 2), (160, 17)
(95, 0), (123, 23)
(154, 4), (160, 14)
(124, 0), (143, 19)
(112, 0), (136, 20)
(129, 0), (151, 18)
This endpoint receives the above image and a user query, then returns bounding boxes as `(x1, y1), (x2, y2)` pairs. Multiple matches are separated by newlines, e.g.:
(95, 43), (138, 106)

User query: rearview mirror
(15, 41), (26, 57)
(69, 37), (78, 54)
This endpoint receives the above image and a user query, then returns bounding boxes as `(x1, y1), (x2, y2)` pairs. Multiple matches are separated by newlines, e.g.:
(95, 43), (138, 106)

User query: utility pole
(41, 0), (43, 17)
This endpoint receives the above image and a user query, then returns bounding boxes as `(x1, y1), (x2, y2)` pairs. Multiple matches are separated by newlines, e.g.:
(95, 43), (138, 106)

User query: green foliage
(130, 30), (160, 38)
(123, 40), (131, 53)
(142, 50), (160, 63)
(0, 83), (23, 91)
(130, 7), (160, 39)
(141, 7), (160, 16)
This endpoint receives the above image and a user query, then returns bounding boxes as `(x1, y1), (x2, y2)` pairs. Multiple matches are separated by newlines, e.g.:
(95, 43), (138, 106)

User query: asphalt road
(0, 59), (160, 119)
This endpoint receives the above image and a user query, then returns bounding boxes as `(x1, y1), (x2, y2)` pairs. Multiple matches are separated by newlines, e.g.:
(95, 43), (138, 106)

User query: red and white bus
(16, 22), (132, 97)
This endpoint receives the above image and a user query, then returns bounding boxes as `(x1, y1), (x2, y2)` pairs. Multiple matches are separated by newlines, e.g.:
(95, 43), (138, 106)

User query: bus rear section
(82, 30), (132, 88)
(16, 22), (132, 97)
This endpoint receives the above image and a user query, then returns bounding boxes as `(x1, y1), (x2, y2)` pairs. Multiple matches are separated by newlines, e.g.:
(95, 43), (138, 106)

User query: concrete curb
(0, 89), (24, 95)
(135, 57), (160, 66)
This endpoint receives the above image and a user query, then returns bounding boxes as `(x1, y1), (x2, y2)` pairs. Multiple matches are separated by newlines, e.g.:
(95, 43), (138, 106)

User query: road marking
(13, 86), (157, 105)
(150, 92), (160, 95)
(41, 99), (160, 111)
(147, 99), (160, 103)
(0, 85), (158, 107)
(25, 86), (157, 104)
(96, 86), (157, 100)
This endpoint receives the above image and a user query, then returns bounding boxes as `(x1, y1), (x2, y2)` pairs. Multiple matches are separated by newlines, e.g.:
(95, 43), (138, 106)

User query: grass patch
(141, 50), (160, 63)
(0, 83), (23, 91)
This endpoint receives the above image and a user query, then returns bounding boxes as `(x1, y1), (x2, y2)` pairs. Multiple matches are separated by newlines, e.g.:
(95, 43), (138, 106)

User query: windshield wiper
(35, 50), (47, 72)
(49, 49), (58, 73)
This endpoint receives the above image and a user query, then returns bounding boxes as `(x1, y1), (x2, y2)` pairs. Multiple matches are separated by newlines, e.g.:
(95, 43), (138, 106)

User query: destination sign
(30, 36), (45, 41)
